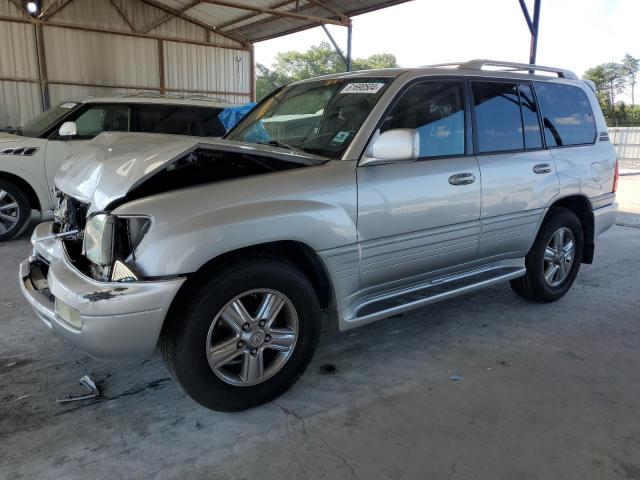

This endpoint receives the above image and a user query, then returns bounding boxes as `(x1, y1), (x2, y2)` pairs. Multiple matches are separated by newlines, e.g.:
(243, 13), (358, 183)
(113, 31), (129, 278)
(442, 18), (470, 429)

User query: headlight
(82, 213), (150, 281)
(83, 214), (114, 267)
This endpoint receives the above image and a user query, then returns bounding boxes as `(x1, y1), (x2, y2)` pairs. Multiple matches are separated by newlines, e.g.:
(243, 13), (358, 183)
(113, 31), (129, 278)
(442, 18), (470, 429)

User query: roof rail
(123, 91), (231, 103)
(456, 59), (579, 80)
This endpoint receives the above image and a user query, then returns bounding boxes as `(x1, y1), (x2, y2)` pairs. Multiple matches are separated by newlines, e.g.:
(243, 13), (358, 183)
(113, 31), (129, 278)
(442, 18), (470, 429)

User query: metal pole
(321, 24), (348, 68)
(529, 0), (541, 65)
(347, 22), (352, 72)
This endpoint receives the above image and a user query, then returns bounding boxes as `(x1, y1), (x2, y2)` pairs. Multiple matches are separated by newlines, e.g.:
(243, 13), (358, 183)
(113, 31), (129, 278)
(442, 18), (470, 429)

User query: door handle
(448, 173), (476, 185)
(533, 163), (553, 174)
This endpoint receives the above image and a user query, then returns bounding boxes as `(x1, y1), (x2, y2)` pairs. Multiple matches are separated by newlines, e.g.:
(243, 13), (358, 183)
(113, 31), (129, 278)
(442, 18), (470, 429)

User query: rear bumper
(19, 221), (185, 360)
(593, 201), (618, 237)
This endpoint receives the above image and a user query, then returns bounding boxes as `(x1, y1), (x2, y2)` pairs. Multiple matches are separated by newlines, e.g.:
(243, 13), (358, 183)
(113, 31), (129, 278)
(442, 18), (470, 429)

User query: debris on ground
(194, 421), (202, 430)
(5, 362), (17, 368)
(15, 394), (31, 402)
(57, 375), (100, 403)
(448, 375), (464, 381)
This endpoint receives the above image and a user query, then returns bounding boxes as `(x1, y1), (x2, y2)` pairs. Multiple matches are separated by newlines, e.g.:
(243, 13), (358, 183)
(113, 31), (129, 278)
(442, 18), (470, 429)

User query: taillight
(613, 159), (619, 193)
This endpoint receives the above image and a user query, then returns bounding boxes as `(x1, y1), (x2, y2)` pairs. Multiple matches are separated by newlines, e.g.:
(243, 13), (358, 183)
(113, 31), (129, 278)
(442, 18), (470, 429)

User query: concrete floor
(1, 177), (639, 480)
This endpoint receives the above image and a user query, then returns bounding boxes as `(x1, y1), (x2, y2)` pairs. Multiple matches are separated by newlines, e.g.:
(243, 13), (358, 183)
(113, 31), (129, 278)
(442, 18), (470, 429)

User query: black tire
(0, 179), (31, 242)
(510, 208), (584, 302)
(160, 255), (321, 411)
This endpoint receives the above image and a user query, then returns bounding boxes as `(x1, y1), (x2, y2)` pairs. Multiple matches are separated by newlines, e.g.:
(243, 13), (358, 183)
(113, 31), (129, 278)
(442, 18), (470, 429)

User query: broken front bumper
(19, 222), (185, 360)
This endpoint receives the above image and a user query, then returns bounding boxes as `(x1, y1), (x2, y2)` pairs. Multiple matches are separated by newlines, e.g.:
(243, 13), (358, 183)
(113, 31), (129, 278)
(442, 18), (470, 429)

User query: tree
(256, 42), (399, 100)
(622, 53), (639, 105)
(584, 62), (627, 108)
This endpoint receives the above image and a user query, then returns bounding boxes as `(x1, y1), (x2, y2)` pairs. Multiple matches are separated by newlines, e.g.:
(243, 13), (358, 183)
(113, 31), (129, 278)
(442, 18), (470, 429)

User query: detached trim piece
(1, 147), (39, 156)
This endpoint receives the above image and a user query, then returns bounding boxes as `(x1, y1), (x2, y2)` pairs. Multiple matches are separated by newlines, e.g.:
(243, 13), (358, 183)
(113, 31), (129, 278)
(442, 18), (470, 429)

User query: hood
(0, 132), (26, 144)
(55, 132), (325, 211)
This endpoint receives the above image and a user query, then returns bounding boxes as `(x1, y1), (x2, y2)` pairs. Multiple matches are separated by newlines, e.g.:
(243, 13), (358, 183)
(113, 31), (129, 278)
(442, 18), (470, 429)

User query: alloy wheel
(205, 289), (299, 387)
(543, 227), (576, 287)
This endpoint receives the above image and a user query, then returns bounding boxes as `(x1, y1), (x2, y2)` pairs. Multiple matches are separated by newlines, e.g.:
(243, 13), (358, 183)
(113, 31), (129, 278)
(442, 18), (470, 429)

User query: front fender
(114, 161), (358, 277)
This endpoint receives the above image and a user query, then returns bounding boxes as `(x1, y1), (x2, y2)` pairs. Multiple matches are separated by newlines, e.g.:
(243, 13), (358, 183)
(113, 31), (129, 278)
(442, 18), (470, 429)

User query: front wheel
(161, 256), (321, 411)
(510, 208), (584, 302)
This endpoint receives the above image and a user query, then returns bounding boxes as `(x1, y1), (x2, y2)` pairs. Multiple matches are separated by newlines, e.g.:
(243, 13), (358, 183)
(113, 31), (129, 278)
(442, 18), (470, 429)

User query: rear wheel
(510, 208), (584, 302)
(161, 256), (321, 411)
(0, 180), (30, 242)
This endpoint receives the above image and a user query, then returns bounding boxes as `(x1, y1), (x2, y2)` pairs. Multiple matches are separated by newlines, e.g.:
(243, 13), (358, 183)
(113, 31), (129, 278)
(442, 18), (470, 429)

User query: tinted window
(473, 82), (523, 153)
(131, 105), (227, 137)
(72, 104), (130, 139)
(535, 83), (596, 146)
(381, 81), (465, 158)
(519, 84), (543, 149)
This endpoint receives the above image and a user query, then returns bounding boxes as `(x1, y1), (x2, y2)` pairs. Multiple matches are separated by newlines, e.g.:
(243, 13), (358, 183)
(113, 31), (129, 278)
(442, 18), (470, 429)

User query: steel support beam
(518, 0), (541, 65)
(138, 0), (248, 45)
(140, 0), (200, 34)
(34, 23), (50, 111)
(321, 24), (348, 69)
(110, 0), (137, 32)
(347, 22), (352, 72)
(199, 0), (348, 26)
(157, 39), (165, 94)
(0, 15), (250, 51)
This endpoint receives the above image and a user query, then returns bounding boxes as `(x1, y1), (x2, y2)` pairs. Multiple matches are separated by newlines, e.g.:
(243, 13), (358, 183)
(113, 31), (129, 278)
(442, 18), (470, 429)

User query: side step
(342, 262), (526, 329)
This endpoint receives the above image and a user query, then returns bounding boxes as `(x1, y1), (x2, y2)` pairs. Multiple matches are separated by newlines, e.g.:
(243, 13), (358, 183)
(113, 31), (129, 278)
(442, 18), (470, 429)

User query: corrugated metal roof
(134, 0), (409, 42)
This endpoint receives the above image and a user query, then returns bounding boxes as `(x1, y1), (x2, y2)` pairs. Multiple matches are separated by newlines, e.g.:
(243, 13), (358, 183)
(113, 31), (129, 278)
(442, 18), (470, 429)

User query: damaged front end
(20, 133), (324, 359)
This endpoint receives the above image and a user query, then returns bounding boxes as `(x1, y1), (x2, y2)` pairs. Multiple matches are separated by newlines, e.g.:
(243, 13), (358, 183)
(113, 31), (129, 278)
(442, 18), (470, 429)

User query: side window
(381, 81), (465, 158)
(188, 107), (227, 137)
(131, 105), (190, 135)
(472, 82), (523, 153)
(534, 82), (596, 147)
(72, 105), (130, 139)
(519, 84), (543, 149)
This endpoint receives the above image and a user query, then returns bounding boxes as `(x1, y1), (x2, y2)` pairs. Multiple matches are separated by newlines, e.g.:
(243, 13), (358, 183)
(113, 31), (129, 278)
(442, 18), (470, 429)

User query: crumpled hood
(55, 132), (324, 211)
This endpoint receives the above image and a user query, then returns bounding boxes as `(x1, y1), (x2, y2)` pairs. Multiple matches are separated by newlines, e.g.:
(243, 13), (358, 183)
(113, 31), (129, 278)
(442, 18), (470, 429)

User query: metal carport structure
(0, 0), (541, 130)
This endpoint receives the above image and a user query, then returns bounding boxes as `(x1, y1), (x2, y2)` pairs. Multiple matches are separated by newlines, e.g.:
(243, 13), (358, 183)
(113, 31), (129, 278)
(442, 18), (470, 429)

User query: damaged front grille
(54, 191), (89, 235)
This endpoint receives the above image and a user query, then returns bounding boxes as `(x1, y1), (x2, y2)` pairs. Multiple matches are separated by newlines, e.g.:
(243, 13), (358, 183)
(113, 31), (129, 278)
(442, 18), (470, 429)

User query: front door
(357, 79), (481, 290)
(470, 81), (560, 259)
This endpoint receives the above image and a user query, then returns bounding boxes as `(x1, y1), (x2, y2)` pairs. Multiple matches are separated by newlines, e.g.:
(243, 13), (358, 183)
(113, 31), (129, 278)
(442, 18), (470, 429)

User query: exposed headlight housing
(82, 213), (150, 282)
(83, 214), (115, 267)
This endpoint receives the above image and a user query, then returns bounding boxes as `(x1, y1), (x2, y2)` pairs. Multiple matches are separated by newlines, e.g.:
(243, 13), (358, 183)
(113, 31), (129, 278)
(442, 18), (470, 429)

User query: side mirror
(360, 128), (419, 166)
(58, 121), (77, 138)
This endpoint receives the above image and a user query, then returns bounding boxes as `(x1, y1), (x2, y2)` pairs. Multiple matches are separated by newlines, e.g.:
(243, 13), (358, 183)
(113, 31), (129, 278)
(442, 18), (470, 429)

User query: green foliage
(256, 42), (399, 100)
(584, 53), (640, 125)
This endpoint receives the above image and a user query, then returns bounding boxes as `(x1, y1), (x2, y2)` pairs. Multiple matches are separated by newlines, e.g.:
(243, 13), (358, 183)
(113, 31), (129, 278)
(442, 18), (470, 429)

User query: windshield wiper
(264, 140), (297, 151)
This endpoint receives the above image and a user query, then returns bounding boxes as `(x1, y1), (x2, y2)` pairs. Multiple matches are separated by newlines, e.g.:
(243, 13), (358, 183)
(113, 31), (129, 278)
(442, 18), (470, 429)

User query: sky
(254, 0), (639, 80)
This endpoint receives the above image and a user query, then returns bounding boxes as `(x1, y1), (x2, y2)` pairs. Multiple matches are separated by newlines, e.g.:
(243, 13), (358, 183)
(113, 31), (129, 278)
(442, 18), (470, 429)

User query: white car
(0, 94), (237, 241)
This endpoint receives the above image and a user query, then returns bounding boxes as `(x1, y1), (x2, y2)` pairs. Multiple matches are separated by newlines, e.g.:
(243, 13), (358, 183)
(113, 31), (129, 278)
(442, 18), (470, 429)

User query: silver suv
(20, 60), (618, 411)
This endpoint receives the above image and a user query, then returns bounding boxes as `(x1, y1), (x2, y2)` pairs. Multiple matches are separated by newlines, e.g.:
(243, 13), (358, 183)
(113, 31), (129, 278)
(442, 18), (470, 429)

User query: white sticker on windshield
(340, 83), (385, 94)
(332, 131), (350, 143)
(61, 102), (77, 109)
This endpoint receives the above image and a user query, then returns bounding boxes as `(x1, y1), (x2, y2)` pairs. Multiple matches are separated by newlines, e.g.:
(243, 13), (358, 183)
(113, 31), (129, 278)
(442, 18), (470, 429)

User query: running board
(341, 261), (526, 330)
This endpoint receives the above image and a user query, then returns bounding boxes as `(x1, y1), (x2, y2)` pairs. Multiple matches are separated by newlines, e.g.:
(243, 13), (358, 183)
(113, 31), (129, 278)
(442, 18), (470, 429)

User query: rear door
(357, 79), (481, 289)
(471, 80), (559, 260)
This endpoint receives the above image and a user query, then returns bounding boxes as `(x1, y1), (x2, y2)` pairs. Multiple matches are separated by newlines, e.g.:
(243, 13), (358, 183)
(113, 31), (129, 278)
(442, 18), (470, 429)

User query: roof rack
(425, 59), (578, 80)
(122, 91), (231, 103)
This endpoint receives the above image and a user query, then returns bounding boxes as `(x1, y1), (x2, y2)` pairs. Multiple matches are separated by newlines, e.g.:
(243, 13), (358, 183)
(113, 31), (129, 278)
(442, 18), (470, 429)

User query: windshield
(20, 101), (79, 138)
(226, 78), (391, 159)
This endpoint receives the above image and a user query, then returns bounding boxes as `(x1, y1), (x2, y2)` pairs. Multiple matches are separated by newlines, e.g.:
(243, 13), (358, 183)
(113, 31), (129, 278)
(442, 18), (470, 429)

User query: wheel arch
(545, 194), (594, 264)
(166, 240), (335, 324)
(0, 171), (42, 211)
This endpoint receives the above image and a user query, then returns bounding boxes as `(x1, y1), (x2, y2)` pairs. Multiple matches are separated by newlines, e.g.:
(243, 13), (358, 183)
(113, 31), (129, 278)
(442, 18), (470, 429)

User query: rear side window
(131, 105), (227, 137)
(472, 82), (523, 152)
(472, 82), (546, 153)
(534, 83), (596, 147)
(381, 81), (465, 158)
